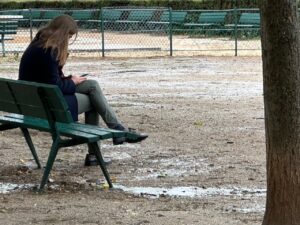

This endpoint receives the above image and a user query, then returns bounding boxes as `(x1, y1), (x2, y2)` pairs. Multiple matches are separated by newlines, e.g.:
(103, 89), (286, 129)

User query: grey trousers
(75, 79), (120, 154)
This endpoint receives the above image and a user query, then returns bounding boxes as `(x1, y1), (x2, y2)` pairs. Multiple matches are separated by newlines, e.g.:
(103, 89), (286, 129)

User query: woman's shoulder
(24, 43), (56, 61)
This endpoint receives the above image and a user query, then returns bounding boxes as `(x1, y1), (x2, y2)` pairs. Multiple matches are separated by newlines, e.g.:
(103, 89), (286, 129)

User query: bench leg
(39, 137), (60, 190)
(20, 128), (42, 169)
(90, 142), (113, 188)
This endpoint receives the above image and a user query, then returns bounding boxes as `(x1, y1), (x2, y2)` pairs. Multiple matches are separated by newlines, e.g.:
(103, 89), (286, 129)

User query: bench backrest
(0, 78), (74, 123)
(126, 10), (154, 21)
(239, 13), (260, 25)
(22, 10), (42, 20)
(43, 10), (66, 20)
(0, 21), (18, 35)
(160, 11), (187, 23)
(0, 10), (22, 16)
(102, 9), (123, 21)
(71, 10), (95, 21)
(197, 12), (227, 24)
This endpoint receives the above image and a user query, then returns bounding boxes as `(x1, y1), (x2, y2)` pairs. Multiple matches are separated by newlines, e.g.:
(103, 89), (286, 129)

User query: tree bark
(261, 0), (300, 224)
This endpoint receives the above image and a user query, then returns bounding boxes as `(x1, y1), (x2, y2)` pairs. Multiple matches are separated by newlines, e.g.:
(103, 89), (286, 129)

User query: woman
(19, 15), (147, 166)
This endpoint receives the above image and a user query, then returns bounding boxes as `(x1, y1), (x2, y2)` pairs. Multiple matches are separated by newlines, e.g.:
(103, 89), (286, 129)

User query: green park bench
(184, 11), (227, 28)
(226, 12), (260, 29)
(118, 9), (156, 30)
(20, 9), (43, 27)
(225, 12), (260, 37)
(0, 78), (140, 190)
(161, 10), (187, 25)
(42, 10), (66, 21)
(145, 10), (188, 30)
(0, 20), (18, 56)
(71, 10), (99, 28)
(25, 10), (67, 27)
(71, 10), (95, 21)
(100, 9), (124, 30)
(102, 9), (123, 22)
(236, 12), (260, 28)
(126, 9), (154, 22)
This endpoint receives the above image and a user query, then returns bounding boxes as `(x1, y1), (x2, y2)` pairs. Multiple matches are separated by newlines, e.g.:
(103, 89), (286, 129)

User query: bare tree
(261, 0), (300, 224)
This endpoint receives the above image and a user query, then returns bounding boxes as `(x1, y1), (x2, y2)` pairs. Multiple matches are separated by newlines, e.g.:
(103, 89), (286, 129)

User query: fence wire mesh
(0, 7), (261, 57)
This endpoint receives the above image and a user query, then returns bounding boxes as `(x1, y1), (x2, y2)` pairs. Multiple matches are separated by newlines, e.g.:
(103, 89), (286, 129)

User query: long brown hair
(34, 15), (78, 66)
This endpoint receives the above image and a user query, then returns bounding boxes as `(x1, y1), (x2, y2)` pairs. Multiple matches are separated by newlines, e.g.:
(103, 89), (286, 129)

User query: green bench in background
(0, 78), (140, 191)
(71, 10), (99, 29)
(102, 9), (123, 22)
(226, 12), (260, 29)
(29, 10), (67, 27)
(42, 10), (66, 21)
(182, 11), (228, 36)
(101, 9), (124, 30)
(145, 10), (188, 30)
(126, 9), (154, 22)
(20, 9), (42, 27)
(162, 10), (187, 26)
(237, 12), (260, 28)
(0, 20), (18, 56)
(225, 12), (260, 37)
(118, 9), (155, 30)
(184, 11), (227, 28)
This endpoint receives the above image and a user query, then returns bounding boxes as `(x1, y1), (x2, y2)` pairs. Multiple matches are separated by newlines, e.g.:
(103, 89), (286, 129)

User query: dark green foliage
(0, 1), (261, 10)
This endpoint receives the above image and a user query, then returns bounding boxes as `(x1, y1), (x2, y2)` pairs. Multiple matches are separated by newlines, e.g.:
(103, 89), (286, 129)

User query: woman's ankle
(107, 123), (126, 131)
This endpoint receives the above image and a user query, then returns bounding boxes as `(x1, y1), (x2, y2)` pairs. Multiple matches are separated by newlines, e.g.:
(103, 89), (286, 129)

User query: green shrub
(0, 0), (261, 10)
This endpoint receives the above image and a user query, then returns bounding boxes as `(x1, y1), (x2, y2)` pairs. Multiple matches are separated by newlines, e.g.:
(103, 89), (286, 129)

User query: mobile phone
(80, 73), (89, 77)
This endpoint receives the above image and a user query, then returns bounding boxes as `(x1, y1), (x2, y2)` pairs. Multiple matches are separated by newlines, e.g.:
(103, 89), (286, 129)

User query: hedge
(0, 0), (260, 10)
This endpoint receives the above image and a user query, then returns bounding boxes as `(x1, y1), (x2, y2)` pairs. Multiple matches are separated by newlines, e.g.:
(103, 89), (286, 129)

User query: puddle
(135, 158), (213, 180)
(114, 184), (266, 199)
(0, 182), (34, 194)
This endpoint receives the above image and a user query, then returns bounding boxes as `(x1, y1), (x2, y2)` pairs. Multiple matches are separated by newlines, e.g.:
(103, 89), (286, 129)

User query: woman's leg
(76, 79), (121, 128)
(75, 93), (99, 154)
(76, 80), (147, 147)
(76, 93), (99, 126)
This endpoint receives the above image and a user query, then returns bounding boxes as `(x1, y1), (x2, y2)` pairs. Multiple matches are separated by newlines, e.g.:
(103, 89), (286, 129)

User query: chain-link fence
(0, 7), (261, 57)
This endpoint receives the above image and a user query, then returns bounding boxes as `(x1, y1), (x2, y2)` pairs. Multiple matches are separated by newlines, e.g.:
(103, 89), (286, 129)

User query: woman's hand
(71, 75), (87, 85)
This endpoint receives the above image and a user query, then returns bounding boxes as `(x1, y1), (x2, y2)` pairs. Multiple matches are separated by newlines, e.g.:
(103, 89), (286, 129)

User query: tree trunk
(261, 0), (300, 224)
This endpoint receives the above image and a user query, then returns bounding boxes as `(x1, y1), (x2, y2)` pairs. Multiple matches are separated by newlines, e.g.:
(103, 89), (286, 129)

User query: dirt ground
(0, 56), (266, 225)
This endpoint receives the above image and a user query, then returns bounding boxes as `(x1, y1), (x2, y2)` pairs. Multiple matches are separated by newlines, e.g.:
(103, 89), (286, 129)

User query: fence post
(169, 7), (173, 56)
(234, 3), (238, 56)
(100, 8), (105, 57)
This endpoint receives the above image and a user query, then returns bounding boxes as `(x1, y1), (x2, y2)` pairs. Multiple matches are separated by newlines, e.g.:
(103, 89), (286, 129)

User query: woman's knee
(84, 79), (102, 92)
(85, 79), (99, 88)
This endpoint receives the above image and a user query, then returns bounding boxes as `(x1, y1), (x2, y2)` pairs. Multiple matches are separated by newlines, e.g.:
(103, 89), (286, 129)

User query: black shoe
(126, 132), (148, 143)
(112, 128), (148, 145)
(113, 136), (126, 145)
(84, 154), (112, 167)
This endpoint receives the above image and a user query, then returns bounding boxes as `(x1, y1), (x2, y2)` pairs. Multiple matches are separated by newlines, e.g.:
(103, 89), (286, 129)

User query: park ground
(0, 55), (266, 225)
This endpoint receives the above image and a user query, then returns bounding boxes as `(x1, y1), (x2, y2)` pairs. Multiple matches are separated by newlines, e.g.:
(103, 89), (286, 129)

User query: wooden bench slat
(4, 113), (118, 140)
(59, 122), (120, 138)
(63, 121), (141, 139)
(0, 115), (102, 142)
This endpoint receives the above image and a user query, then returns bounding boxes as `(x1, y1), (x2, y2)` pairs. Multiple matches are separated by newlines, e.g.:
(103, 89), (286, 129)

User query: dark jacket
(18, 39), (78, 121)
